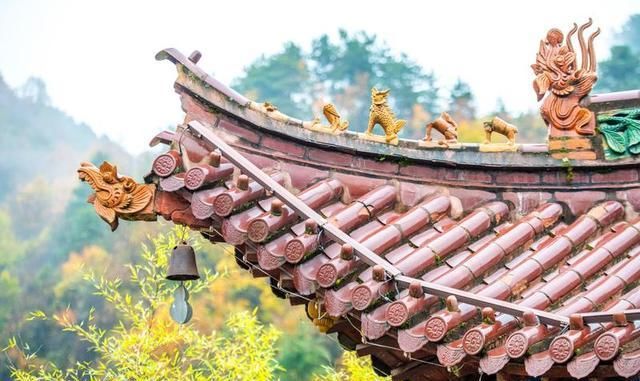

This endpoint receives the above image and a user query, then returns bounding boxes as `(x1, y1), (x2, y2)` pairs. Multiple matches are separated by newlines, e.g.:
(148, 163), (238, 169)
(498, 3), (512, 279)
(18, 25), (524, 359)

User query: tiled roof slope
(89, 49), (640, 380)
(145, 121), (640, 380)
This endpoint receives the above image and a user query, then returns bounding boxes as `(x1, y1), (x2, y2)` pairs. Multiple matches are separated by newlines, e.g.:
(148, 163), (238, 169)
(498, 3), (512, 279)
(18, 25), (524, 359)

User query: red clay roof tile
(140, 116), (640, 379)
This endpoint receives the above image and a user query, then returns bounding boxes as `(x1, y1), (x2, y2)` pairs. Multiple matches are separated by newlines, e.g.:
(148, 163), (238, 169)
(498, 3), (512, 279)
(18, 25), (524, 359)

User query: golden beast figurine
(424, 112), (458, 144)
(323, 103), (349, 133)
(366, 88), (406, 143)
(483, 116), (518, 145)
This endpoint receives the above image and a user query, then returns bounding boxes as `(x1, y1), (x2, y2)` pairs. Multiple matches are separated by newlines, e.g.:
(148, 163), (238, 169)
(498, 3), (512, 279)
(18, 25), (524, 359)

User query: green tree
(4, 227), (282, 381)
(595, 45), (640, 92)
(448, 79), (476, 122)
(8, 178), (56, 239)
(309, 30), (439, 134)
(275, 325), (340, 381)
(310, 30), (378, 130)
(50, 182), (112, 262)
(0, 210), (26, 330)
(595, 14), (640, 92)
(49, 151), (115, 263)
(234, 30), (440, 136)
(233, 43), (311, 117)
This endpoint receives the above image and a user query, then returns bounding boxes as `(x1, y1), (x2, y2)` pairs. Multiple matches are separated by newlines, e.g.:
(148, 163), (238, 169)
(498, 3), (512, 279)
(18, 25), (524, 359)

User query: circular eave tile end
(462, 329), (486, 356)
(213, 193), (234, 216)
(594, 333), (620, 361)
(152, 154), (177, 177)
(316, 264), (338, 288)
(284, 239), (306, 263)
(184, 167), (206, 190)
(425, 316), (447, 342)
(549, 336), (574, 364)
(386, 302), (409, 327)
(351, 285), (373, 311)
(505, 332), (529, 359)
(247, 219), (269, 243)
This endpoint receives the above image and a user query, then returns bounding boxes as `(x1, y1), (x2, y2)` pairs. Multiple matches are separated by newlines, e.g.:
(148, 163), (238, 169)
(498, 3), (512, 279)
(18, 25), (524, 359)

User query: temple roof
(145, 119), (640, 380)
(79, 42), (640, 380)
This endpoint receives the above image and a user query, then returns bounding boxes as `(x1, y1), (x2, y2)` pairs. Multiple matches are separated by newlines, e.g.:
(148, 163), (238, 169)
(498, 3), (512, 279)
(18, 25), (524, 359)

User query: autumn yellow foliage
(4, 227), (282, 381)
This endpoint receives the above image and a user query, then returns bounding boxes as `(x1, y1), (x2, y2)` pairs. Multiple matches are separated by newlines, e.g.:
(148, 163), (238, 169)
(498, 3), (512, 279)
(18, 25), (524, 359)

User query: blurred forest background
(1, 14), (639, 380)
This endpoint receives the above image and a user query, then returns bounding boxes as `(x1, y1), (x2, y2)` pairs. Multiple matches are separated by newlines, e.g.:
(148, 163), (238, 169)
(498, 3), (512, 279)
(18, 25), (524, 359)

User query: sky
(1, 0), (638, 153)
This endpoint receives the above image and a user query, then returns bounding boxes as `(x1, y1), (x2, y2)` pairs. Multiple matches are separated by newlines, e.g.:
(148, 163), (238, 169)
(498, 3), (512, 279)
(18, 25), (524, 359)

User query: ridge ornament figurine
(365, 87), (406, 144)
(424, 111), (459, 145)
(323, 103), (350, 133)
(483, 116), (518, 145)
(532, 19), (601, 137)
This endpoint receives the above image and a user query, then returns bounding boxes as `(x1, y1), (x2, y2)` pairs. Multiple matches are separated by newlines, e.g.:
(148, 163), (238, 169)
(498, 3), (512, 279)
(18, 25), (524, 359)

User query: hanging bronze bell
(166, 242), (200, 281)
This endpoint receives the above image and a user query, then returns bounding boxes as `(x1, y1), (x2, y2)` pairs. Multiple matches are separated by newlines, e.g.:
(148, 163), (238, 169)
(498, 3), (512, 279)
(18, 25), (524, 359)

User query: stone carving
(483, 116), (518, 145)
(424, 112), (458, 144)
(532, 19), (601, 136)
(78, 162), (155, 231)
(323, 103), (349, 133)
(365, 88), (406, 143)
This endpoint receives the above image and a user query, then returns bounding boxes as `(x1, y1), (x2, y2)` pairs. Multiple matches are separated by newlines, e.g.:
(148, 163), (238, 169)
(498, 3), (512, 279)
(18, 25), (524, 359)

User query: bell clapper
(170, 281), (193, 324)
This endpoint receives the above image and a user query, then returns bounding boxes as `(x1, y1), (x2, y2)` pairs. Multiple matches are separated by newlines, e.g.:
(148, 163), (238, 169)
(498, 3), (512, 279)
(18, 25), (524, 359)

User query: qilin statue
(366, 88), (406, 143)
(532, 19), (600, 136)
(323, 103), (349, 133)
(78, 161), (156, 231)
(483, 116), (518, 145)
(424, 111), (458, 144)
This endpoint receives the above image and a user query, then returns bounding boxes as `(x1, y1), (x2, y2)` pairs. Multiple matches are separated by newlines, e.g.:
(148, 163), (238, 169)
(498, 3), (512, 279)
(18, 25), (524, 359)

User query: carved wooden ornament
(532, 19), (600, 136)
(78, 161), (156, 231)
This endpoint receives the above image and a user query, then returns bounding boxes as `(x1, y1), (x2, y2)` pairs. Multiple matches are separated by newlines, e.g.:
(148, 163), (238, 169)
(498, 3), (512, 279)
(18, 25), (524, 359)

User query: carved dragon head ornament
(78, 161), (155, 231)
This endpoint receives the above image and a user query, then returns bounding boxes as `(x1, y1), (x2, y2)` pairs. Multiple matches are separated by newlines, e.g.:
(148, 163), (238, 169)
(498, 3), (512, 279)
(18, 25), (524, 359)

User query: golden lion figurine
(366, 88), (406, 143)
